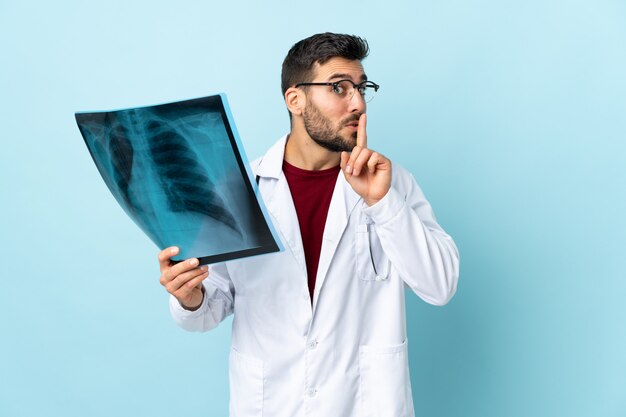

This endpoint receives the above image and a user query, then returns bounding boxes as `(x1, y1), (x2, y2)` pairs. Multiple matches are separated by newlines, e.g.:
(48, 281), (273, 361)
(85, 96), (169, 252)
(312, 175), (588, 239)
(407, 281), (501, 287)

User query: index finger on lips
(356, 114), (367, 148)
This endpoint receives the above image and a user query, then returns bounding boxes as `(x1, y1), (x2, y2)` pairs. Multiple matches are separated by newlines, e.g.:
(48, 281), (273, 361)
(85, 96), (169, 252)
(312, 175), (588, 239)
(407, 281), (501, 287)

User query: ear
(285, 87), (305, 117)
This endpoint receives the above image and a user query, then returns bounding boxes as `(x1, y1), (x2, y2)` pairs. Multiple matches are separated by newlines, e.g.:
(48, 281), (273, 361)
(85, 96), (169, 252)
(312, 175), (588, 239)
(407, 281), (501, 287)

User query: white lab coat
(170, 135), (459, 417)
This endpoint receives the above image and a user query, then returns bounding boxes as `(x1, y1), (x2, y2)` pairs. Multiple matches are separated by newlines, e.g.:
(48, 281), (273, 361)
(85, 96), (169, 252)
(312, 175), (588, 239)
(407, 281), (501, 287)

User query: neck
(284, 123), (341, 171)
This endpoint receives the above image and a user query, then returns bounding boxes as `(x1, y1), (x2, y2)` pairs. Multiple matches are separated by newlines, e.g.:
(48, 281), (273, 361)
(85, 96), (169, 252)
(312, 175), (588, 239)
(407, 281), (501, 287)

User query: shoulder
(251, 156), (263, 173)
(251, 134), (289, 176)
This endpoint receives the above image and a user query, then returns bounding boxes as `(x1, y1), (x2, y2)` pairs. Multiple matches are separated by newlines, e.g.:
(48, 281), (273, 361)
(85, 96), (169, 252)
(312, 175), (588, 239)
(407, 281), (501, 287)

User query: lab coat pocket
(359, 340), (414, 417)
(356, 224), (389, 281)
(229, 347), (264, 417)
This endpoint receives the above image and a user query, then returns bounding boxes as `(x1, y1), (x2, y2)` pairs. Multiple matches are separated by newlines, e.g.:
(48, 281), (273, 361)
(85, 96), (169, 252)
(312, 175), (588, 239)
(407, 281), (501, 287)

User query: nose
(348, 90), (366, 113)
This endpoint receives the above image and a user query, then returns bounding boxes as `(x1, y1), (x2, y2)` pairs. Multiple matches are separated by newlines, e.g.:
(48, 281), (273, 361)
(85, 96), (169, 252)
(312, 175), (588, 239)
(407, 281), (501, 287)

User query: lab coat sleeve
(169, 262), (235, 332)
(362, 167), (459, 306)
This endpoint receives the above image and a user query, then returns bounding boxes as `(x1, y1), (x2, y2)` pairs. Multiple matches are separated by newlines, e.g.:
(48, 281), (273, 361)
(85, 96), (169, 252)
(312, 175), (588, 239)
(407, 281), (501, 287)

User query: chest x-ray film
(76, 94), (282, 265)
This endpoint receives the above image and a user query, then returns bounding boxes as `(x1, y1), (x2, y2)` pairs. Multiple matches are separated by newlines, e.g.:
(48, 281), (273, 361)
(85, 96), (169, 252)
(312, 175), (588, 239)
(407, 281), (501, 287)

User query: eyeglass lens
(335, 80), (377, 103)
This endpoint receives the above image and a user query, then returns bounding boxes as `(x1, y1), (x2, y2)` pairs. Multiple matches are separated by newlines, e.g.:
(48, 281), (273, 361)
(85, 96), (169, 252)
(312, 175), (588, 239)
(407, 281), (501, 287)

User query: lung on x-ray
(76, 94), (282, 265)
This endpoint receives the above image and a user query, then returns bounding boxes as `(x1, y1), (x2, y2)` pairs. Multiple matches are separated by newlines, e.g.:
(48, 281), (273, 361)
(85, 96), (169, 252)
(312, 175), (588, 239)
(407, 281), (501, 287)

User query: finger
(367, 152), (381, 174)
(356, 114), (367, 148)
(162, 257), (200, 284)
(170, 267), (208, 295)
(173, 271), (209, 301)
(352, 148), (373, 177)
(346, 145), (363, 175)
(340, 151), (349, 171)
(158, 246), (179, 272)
(340, 151), (353, 179)
(166, 265), (208, 293)
(184, 271), (209, 291)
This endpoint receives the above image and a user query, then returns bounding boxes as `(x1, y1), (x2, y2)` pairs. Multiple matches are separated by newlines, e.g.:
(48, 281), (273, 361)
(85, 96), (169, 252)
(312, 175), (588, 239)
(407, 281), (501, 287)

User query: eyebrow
(327, 73), (368, 82)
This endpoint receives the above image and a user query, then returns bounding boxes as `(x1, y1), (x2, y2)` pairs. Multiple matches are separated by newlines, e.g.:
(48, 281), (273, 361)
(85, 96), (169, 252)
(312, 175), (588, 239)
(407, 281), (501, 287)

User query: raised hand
(340, 114), (391, 206)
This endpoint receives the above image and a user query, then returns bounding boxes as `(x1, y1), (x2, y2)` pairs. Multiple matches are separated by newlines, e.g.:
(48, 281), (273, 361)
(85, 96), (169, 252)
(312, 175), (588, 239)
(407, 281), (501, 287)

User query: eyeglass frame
(294, 79), (380, 102)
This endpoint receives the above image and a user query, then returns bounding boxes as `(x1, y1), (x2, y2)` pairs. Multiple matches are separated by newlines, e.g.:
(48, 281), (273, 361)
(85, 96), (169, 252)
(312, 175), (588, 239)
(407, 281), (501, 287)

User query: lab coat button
(308, 339), (318, 349)
(375, 275), (382, 281)
(306, 388), (317, 398)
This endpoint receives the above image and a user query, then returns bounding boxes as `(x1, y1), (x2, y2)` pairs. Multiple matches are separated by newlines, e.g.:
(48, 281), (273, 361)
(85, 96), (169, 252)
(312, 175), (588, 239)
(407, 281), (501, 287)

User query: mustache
(341, 114), (362, 126)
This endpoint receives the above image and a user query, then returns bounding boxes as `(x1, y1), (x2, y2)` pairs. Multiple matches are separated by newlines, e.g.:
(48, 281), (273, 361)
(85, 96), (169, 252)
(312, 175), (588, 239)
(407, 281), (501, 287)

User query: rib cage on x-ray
(144, 119), (241, 236)
(83, 116), (163, 247)
(108, 124), (134, 211)
(75, 95), (283, 262)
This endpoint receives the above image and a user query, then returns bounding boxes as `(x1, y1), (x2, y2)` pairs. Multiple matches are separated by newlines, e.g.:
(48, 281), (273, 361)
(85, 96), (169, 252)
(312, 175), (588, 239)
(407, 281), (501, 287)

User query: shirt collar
(256, 134), (289, 179)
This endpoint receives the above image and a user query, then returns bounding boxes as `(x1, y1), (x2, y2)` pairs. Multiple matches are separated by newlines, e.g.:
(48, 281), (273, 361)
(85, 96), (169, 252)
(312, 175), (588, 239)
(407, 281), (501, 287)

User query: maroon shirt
(283, 160), (340, 303)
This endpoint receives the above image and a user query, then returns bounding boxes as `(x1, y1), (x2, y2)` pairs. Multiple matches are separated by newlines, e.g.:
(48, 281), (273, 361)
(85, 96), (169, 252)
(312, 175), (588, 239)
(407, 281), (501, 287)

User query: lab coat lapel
(312, 173), (361, 313)
(256, 136), (307, 277)
(264, 174), (307, 276)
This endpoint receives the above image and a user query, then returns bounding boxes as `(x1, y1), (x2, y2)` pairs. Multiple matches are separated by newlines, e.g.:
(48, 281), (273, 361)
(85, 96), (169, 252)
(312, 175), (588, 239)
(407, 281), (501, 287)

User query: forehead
(312, 57), (366, 81)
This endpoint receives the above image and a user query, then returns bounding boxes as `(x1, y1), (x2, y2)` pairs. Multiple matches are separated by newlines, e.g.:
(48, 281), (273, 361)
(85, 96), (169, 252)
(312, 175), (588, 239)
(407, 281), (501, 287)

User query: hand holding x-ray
(158, 246), (207, 310)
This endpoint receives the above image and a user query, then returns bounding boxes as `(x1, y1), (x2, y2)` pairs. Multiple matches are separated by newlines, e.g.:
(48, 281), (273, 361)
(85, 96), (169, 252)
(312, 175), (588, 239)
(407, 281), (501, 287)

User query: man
(158, 33), (459, 417)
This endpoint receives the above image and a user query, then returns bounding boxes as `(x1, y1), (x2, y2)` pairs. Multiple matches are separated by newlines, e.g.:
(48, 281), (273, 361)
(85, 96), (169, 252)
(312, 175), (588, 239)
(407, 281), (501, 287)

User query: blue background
(1, 1), (625, 416)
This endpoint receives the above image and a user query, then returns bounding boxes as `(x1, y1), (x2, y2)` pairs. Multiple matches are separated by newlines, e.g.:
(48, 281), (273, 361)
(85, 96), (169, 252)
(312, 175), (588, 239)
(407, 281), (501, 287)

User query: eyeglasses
(295, 79), (380, 103)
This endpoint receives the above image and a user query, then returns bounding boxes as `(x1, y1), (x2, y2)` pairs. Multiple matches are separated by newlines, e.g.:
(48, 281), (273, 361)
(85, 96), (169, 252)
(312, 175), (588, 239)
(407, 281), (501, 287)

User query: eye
(331, 82), (345, 94)
(357, 85), (367, 96)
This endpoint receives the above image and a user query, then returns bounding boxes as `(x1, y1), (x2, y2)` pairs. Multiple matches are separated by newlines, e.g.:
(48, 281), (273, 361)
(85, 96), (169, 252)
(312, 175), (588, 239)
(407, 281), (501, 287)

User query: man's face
(302, 57), (367, 152)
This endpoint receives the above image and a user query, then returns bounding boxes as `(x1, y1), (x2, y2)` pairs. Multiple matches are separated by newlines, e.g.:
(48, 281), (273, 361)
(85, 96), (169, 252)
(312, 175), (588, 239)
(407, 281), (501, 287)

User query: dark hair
(281, 32), (369, 96)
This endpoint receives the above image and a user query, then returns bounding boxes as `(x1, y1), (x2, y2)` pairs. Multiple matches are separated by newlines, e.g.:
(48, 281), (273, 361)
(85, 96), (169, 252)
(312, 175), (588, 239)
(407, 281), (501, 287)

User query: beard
(302, 102), (359, 153)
